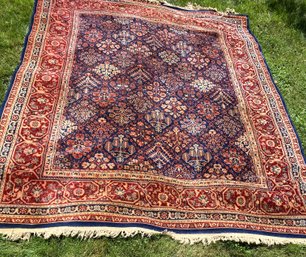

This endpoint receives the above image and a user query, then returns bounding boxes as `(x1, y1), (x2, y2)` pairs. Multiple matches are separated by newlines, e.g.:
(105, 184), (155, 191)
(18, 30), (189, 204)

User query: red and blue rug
(0, 0), (305, 244)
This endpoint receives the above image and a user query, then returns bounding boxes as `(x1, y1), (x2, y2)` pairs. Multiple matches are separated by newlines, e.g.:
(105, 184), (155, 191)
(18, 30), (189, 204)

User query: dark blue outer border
(0, 1), (305, 240)
(1, 221), (306, 239)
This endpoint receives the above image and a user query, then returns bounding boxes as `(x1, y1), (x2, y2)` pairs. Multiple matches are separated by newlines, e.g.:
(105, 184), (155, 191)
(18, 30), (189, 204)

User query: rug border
(0, 0), (305, 243)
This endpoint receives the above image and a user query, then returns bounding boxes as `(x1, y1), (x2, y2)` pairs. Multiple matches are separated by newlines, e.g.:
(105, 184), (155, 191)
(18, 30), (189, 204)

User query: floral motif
(105, 135), (135, 163)
(222, 148), (247, 173)
(108, 104), (136, 126)
(66, 133), (93, 159)
(96, 39), (120, 55)
(206, 65), (227, 82)
(79, 48), (101, 66)
(66, 100), (97, 123)
(202, 129), (227, 153)
(180, 114), (206, 135)
(85, 117), (116, 142)
(82, 153), (115, 169)
(156, 28), (176, 44)
(164, 164), (193, 179)
(176, 85), (203, 105)
(187, 52), (210, 69)
(60, 119), (77, 138)
(113, 51), (134, 68)
(159, 50), (180, 64)
(146, 82), (167, 102)
(112, 77), (135, 92)
(235, 134), (251, 153)
(130, 22), (148, 36)
(197, 100), (220, 120)
(94, 62), (120, 79)
(172, 41), (193, 57)
(113, 30), (135, 45)
(128, 92), (152, 113)
(145, 110), (172, 133)
(128, 42), (152, 57)
(182, 144), (212, 172)
(215, 116), (243, 138)
(146, 142), (172, 169)
(125, 158), (154, 172)
(128, 121), (154, 147)
(161, 127), (191, 153)
(83, 28), (103, 43)
(203, 164), (233, 180)
(114, 17), (132, 25)
(92, 88), (117, 107)
(202, 44), (220, 58)
(175, 62), (196, 81)
(191, 78), (216, 93)
(161, 97), (187, 118)
(160, 73), (183, 91)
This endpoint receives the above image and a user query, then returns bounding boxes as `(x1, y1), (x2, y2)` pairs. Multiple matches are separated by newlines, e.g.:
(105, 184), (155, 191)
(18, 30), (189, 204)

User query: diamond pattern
(54, 14), (255, 181)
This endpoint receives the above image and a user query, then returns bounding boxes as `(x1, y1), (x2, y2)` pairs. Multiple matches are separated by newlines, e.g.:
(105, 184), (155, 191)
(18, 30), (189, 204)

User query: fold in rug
(0, 0), (305, 244)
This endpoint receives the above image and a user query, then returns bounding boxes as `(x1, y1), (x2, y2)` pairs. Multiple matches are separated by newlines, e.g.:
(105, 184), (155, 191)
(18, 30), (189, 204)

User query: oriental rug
(0, 0), (305, 244)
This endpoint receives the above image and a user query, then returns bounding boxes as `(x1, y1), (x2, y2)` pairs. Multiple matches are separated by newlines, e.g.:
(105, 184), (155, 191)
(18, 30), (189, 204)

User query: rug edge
(0, 0), (39, 118)
(242, 11), (306, 162)
(1, 226), (306, 245)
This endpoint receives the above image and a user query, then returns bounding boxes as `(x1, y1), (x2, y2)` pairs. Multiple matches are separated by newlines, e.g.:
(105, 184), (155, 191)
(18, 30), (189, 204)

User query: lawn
(0, 0), (305, 256)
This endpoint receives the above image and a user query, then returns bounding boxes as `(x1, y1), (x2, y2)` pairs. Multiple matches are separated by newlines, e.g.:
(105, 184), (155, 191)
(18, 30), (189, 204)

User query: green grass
(1, 235), (306, 257)
(0, 0), (305, 256)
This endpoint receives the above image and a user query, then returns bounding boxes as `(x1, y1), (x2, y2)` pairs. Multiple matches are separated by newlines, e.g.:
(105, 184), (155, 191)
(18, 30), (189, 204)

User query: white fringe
(138, 0), (237, 14)
(1, 226), (306, 245)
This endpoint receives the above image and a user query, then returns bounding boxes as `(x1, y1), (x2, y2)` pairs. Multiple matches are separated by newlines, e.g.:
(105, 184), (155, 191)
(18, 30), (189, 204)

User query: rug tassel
(1, 227), (306, 245)
(134, 0), (237, 15)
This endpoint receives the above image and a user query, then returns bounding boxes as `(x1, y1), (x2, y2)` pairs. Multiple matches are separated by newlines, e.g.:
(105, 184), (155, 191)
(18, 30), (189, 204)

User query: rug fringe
(1, 227), (306, 245)
(134, 0), (237, 15)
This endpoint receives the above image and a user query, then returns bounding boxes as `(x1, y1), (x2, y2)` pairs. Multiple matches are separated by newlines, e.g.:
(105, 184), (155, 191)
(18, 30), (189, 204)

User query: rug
(0, 0), (305, 244)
